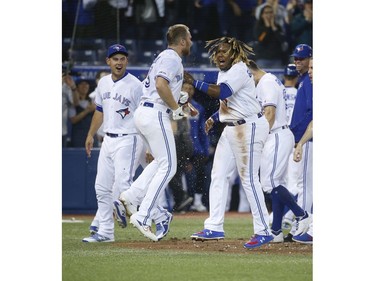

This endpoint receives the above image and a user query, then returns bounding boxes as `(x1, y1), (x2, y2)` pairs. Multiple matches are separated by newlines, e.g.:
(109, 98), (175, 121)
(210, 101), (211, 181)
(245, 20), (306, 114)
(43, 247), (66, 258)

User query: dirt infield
(64, 212), (312, 255)
(118, 239), (312, 255)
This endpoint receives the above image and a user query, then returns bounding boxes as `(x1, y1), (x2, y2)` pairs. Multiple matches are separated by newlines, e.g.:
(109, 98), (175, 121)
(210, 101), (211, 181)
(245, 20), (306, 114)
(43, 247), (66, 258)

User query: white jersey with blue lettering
(141, 48), (183, 107)
(284, 86), (298, 125)
(255, 72), (288, 130)
(217, 61), (262, 122)
(95, 72), (143, 134)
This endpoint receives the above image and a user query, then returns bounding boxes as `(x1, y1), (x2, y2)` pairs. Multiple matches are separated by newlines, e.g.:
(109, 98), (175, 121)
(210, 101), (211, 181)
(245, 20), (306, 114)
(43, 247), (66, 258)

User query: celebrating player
(184, 37), (274, 249)
(119, 24), (193, 242)
(248, 61), (312, 243)
(82, 44), (144, 242)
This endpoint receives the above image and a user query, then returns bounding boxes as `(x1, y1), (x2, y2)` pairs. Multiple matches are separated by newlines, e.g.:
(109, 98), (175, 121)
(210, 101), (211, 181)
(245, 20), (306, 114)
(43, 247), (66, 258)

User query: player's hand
(293, 144), (303, 162)
(178, 91), (189, 105)
(85, 135), (94, 157)
(183, 71), (195, 85)
(145, 152), (154, 163)
(172, 107), (186, 120)
(205, 117), (214, 135)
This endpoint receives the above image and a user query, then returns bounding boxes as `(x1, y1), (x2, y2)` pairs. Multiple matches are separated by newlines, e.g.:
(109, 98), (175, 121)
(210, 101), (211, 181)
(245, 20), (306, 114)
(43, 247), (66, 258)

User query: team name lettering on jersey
(113, 93), (131, 106)
(103, 92), (111, 99)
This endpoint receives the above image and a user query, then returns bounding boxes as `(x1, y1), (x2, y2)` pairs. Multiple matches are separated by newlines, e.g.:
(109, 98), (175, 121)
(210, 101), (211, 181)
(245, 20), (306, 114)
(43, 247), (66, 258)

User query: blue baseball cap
(107, 44), (128, 58)
(290, 44), (312, 58)
(284, 64), (298, 77)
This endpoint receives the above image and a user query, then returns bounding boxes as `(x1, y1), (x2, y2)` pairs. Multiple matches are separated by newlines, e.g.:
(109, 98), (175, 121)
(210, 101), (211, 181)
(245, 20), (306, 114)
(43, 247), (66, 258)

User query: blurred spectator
(93, 0), (136, 39)
(133, 0), (165, 40)
(290, 0), (312, 47)
(69, 78), (97, 147)
(255, 0), (289, 32)
(253, 4), (287, 68)
(89, 70), (110, 146)
(193, 0), (231, 40)
(182, 83), (210, 212)
(62, 72), (79, 147)
(169, 117), (194, 213)
(227, 0), (258, 43)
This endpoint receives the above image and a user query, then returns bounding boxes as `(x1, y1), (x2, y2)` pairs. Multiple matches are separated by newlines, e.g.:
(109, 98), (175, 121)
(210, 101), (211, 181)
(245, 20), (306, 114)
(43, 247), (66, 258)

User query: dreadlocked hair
(205, 37), (255, 67)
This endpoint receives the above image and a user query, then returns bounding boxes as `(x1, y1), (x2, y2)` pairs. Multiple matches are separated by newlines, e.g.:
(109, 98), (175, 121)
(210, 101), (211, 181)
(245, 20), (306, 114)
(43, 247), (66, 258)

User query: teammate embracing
(184, 37), (273, 249)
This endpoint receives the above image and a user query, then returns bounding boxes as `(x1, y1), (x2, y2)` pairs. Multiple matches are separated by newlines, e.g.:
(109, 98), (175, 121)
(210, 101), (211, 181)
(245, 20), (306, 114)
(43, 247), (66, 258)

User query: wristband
(193, 80), (209, 93)
(210, 111), (219, 123)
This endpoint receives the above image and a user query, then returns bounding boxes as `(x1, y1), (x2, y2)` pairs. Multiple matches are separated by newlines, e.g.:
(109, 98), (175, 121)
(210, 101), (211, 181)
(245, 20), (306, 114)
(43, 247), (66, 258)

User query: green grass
(62, 215), (312, 281)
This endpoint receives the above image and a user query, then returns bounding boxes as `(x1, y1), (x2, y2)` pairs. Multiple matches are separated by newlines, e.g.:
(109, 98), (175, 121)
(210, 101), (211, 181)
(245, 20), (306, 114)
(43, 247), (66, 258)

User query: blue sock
(270, 191), (284, 233)
(273, 185), (305, 218)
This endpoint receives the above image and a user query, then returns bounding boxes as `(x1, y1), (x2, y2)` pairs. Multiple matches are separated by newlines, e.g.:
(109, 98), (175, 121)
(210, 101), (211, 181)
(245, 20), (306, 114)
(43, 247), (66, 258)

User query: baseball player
(289, 45), (313, 213)
(283, 44), (313, 242)
(184, 37), (274, 249)
(248, 61), (311, 243)
(82, 44), (144, 242)
(292, 56), (313, 244)
(119, 24), (193, 242)
(282, 63), (303, 232)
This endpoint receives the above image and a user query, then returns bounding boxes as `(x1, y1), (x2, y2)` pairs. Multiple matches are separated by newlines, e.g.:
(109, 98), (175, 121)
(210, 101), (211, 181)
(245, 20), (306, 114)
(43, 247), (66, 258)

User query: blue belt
(106, 133), (128, 138)
(226, 113), (263, 126)
(142, 102), (172, 114)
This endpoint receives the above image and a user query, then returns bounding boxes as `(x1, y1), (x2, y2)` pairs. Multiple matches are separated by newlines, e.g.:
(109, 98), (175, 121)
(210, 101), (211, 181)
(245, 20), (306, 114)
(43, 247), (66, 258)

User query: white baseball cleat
(271, 232), (284, 243)
(294, 211), (312, 236)
(119, 193), (138, 216)
(82, 233), (114, 243)
(130, 214), (158, 242)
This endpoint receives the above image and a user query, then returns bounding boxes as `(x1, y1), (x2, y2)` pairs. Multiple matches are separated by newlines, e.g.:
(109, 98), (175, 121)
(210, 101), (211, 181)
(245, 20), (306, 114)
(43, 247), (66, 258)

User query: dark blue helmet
(290, 44), (312, 58)
(284, 64), (298, 77)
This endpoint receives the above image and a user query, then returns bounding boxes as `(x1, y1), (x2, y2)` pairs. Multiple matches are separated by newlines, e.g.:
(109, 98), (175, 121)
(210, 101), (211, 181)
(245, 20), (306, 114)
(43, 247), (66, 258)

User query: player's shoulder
(125, 72), (142, 84)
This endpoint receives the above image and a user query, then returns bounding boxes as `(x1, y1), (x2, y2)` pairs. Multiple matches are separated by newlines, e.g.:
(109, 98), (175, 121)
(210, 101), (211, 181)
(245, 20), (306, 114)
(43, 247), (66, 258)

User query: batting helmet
(291, 44), (312, 58)
(284, 64), (298, 77)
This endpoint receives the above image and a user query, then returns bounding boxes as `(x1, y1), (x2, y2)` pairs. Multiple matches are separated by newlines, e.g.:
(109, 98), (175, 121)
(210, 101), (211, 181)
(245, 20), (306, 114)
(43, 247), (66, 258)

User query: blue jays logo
(116, 108), (130, 119)
(296, 46), (304, 52)
(114, 45), (121, 51)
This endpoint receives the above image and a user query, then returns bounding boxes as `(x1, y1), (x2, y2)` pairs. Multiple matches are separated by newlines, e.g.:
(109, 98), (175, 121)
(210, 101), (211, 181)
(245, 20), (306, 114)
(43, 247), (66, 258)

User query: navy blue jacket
(289, 72), (313, 143)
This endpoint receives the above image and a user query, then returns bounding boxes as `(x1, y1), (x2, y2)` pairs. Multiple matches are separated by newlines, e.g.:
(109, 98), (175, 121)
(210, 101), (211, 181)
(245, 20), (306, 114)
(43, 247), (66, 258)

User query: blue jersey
(289, 72), (313, 143)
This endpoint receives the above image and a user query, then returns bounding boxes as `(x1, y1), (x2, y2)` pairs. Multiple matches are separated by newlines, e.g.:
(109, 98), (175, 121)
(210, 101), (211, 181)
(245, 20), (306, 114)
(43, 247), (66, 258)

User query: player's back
(141, 49), (183, 106)
(256, 72), (288, 130)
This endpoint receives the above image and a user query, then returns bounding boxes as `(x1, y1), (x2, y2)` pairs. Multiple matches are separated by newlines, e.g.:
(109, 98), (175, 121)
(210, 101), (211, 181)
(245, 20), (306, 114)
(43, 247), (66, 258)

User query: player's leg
(83, 138), (115, 241)
(235, 120), (271, 236)
(298, 141), (313, 214)
(132, 109), (177, 227)
(112, 135), (144, 228)
(190, 130), (235, 240)
(204, 129), (236, 232)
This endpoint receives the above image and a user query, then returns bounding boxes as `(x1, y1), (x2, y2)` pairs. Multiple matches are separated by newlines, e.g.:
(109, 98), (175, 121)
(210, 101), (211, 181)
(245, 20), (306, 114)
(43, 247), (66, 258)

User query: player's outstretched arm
(184, 71), (222, 99)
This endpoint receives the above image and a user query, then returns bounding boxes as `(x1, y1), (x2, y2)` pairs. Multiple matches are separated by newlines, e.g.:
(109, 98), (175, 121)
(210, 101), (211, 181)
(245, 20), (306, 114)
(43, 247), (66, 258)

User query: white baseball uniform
(256, 73), (294, 193)
(92, 72), (144, 239)
(204, 61), (271, 236)
(126, 48), (184, 226)
(284, 85), (303, 225)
